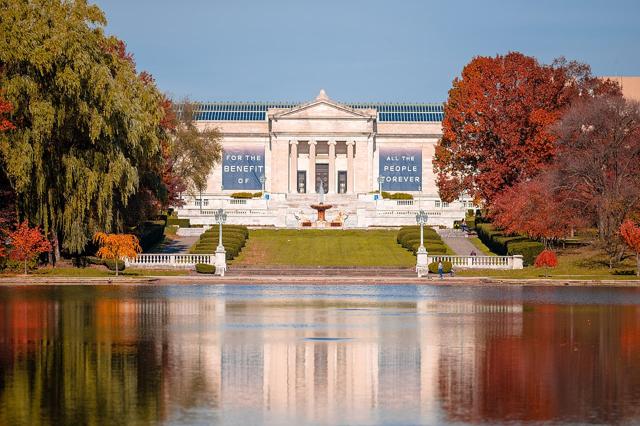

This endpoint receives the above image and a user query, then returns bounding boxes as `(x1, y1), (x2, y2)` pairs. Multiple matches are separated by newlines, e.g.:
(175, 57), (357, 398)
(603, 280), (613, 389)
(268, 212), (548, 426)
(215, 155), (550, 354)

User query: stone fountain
(310, 180), (332, 227)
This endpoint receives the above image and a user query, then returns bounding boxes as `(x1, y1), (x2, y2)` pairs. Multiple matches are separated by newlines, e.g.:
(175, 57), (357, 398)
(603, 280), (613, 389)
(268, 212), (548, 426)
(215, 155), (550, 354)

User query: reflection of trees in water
(437, 303), (640, 424)
(1, 292), (640, 424)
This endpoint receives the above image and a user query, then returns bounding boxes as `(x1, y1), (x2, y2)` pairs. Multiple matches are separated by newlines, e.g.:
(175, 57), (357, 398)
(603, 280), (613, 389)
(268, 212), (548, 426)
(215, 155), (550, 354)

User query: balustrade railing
(426, 255), (523, 270)
(125, 254), (215, 269)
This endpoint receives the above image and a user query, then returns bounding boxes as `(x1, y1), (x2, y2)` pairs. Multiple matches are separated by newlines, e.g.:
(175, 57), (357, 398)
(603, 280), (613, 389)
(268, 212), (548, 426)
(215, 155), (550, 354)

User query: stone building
(175, 90), (471, 228)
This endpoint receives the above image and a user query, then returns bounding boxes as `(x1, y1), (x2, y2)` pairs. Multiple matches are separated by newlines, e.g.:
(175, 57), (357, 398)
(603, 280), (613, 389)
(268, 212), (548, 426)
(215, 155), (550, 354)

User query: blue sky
(99, 0), (640, 103)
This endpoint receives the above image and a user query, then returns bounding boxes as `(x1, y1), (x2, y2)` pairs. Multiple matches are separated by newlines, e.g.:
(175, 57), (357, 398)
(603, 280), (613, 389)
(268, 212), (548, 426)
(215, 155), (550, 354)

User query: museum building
(175, 90), (471, 228)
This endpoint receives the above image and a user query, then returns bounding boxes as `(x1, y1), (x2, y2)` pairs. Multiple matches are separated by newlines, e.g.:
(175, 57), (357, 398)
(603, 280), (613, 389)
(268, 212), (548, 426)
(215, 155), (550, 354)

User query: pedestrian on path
(438, 261), (444, 279)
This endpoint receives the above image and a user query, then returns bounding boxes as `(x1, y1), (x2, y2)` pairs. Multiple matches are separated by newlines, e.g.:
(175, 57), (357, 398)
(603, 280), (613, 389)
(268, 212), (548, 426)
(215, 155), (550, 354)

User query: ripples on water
(1, 284), (640, 425)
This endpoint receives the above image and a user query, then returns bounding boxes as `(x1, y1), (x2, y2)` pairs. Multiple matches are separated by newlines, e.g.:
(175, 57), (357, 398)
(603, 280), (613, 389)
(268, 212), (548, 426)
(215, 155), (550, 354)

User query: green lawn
(233, 229), (417, 267)
(457, 245), (639, 280)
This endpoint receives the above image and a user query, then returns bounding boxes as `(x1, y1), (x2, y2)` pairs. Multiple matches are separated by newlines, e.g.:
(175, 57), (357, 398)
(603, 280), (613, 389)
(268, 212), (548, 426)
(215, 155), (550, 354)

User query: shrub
(534, 250), (558, 268)
(613, 269), (636, 276)
(166, 217), (190, 227)
(428, 261), (452, 274)
(507, 241), (544, 266)
(230, 192), (257, 199)
(195, 263), (216, 274)
(136, 221), (165, 252)
(103, 259), (126, 272)
(192, 225), (249, 260)
(381, 191), (413, 200)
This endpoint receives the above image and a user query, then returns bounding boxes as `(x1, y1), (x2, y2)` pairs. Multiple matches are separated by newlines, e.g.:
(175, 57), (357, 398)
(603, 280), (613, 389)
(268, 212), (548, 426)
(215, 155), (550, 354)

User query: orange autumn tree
(8, 221), (52, 275)
(93, 232), (142, 276)
(620, 220), (640, 277)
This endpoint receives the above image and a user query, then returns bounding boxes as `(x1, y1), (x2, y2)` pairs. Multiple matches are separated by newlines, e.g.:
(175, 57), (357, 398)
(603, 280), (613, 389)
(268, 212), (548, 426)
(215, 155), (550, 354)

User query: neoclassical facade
(176, 90), (470, 228)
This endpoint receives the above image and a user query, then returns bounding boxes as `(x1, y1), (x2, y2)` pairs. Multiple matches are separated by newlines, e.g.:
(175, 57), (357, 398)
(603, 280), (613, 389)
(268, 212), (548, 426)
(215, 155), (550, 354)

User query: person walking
(438, 261), (444, 279)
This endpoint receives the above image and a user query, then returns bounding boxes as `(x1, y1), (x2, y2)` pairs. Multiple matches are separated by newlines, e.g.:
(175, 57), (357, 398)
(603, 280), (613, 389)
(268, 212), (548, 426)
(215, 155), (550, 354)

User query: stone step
(226, 266), (416, 277)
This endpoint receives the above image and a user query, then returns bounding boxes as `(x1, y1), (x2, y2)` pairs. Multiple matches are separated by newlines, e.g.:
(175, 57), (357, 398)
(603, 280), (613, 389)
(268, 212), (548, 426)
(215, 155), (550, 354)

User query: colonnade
(289, 139), (355, 194)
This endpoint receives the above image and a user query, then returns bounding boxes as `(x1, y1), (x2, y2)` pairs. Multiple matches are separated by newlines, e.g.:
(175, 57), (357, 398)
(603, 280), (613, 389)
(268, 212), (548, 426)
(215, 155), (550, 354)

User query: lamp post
(415, 209), (429, 276)
(377, 176), (384, 194)
(259, 175), (266, 193)
(213, 208), (227, 276)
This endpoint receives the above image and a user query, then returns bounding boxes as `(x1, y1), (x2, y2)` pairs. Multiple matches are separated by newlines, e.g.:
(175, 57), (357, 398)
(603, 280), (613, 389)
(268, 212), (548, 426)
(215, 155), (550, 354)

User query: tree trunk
(115, 258), (119, 277)
(24, 259), (27, 275)
(637, 253), (639, 277)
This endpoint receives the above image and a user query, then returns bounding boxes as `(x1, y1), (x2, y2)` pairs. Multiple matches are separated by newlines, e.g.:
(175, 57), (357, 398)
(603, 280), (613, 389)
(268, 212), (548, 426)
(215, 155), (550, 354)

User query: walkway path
(148, 235), (199, 254)
(437, 229), (478, 256)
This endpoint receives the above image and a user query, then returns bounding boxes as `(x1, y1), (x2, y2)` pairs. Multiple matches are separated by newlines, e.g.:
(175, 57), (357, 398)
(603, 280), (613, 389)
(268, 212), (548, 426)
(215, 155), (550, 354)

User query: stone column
(328, 140), (336, 194)
(346, 140), (355, 194)
(289, 140), (298, 193)
(308, 140), (317, 194)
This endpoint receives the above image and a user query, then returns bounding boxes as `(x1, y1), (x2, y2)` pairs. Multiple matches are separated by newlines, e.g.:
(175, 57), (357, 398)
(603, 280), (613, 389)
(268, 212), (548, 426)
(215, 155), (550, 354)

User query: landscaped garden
(233, 229), (421, 267)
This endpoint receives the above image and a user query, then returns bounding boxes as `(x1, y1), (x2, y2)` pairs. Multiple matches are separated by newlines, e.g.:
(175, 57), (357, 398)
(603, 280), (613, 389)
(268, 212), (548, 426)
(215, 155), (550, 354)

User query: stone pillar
(346, 141), (355, 194)
(328, 140), (336, 194)
(289, 140), (298, 193)
(308, 140), (317, 194)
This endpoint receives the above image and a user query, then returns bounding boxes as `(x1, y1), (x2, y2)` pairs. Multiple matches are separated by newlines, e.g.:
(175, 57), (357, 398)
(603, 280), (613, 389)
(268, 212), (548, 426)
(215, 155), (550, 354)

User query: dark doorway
(338, 171), (347, 194)
(297, 171), (306, 193)
(316, 164), (328, 193)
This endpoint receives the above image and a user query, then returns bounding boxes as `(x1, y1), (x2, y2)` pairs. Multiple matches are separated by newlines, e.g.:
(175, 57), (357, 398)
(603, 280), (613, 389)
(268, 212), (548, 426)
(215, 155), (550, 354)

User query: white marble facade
(175, 90), (471, 228)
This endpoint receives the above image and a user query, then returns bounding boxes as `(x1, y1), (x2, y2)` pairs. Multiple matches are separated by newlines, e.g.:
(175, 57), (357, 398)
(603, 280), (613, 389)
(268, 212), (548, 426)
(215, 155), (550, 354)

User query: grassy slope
(457, 245), (638, 279)
(233, 229), (417, 267)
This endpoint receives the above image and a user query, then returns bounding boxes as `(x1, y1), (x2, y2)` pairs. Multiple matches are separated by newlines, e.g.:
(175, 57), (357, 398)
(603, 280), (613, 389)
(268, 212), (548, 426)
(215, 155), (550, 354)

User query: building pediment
(270, 90), (375, 120)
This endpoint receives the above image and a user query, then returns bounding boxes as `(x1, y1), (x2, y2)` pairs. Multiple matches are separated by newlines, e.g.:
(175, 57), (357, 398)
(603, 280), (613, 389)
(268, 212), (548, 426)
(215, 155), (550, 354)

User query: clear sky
(99, 0), (640, 103)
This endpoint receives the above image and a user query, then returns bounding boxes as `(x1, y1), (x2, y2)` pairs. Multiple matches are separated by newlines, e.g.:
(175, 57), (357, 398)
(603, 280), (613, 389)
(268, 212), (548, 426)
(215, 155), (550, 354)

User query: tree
(93, 232), (141, 276)
(433, 52), (620, 204)
(620, 220), (640, 277)
(8, 221), (52, 274)
(553, 96), (640, 266)
(490, 170), (583, 245)
(0, 1), (168, 256)
(534, 249), (558, 277)
(166, 100), (222, 200)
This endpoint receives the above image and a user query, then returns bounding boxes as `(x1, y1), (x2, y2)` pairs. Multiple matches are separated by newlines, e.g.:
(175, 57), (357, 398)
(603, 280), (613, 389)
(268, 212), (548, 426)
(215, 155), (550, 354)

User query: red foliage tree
(620, 220), (640, 277)
(490, 170), (583, 244)
(8, 221), (52, 274)
(433, 52), (620, 205)
(534, 250), (558, 277)
(553, 96), (640, 265)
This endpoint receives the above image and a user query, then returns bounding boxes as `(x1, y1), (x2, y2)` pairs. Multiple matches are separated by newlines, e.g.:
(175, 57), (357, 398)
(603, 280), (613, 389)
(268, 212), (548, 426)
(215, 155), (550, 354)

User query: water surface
(1, 284), (640, 425)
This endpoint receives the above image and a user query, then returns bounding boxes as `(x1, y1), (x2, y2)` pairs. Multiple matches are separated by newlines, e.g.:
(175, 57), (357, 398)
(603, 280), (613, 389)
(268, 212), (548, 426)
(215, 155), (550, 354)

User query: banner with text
(379, 148), (422, 191)
(222, 147), (265, 190)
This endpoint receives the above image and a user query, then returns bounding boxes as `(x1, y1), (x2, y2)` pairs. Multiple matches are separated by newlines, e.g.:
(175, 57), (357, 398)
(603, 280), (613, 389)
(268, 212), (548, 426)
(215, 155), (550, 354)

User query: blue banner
(222, 147), (265, 190)
(379, 148), (422, 191)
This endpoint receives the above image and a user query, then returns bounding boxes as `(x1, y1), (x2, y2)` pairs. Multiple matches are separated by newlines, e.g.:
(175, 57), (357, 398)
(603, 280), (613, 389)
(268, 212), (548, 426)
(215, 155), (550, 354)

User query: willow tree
(0, 0), (166, 255)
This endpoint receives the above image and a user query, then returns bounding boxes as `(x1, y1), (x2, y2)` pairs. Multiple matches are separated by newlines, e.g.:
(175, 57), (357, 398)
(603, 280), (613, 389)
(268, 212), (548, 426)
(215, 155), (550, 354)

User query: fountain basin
(310, 203), (333, 223)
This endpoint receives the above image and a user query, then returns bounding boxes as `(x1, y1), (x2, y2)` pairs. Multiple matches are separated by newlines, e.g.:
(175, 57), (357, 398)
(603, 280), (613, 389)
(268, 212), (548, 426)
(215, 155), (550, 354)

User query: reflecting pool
(1, 284), (640, 425)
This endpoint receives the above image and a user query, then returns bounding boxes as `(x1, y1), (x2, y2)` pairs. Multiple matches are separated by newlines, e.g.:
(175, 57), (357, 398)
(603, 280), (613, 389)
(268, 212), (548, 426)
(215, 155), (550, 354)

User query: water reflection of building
(2, 290), (640, 425)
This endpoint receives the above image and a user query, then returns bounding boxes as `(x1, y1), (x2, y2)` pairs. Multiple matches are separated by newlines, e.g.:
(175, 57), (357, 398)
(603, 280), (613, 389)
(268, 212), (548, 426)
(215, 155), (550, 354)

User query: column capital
(289, 140), (299, 146)
(308, 139), (317, 146)
(327, 140), (337, 146)
(346, 140), (355, 146)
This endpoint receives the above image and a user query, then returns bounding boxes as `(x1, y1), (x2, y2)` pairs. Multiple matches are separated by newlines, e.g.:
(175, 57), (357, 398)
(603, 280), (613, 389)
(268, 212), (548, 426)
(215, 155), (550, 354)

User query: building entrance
(315, 164), (328, 193)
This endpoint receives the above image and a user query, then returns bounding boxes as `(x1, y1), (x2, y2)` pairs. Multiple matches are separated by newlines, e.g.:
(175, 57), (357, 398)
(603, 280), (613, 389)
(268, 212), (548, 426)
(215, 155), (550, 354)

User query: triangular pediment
(271, 90), (374, 120)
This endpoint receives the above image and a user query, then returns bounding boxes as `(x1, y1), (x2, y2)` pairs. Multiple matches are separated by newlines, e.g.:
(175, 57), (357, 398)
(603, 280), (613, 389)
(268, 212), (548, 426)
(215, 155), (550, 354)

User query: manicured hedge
(195, 263), (216, 274)
(135, 221), (165, 252)
(397, 226), (447, 255)
(476, 223), (544, 266)
(428, 261), (452, 274)
(167, 217), (191, 227)
(230, 192), (263, 199)
(381, 191), (413, 200)
(190, 225), (249, 260)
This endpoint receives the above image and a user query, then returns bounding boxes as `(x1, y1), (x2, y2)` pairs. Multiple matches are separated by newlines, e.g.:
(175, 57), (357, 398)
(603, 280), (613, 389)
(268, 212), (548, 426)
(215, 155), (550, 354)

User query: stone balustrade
(427, 255), (524, 270)
(125, 254), (215, 269)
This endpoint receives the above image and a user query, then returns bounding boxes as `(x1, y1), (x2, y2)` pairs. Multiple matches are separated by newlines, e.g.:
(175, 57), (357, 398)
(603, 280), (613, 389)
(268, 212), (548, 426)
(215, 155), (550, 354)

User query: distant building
(601, 76), (640, 102)
(175, 90), (470, 228)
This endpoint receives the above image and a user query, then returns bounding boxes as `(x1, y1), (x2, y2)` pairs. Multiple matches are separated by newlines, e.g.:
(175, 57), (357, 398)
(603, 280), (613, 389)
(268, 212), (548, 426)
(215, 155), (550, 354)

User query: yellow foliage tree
(93, 232), (142, 276)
